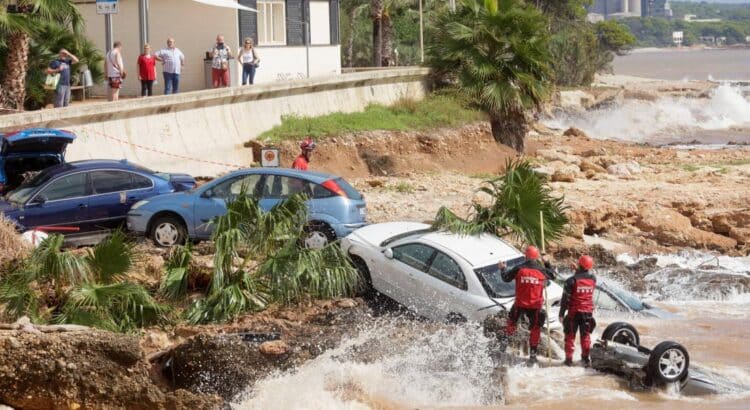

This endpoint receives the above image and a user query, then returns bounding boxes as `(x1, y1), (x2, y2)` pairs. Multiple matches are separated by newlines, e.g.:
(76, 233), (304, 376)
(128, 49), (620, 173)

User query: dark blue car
(0, 128), (76, 194)
(1, 159), (195, 242)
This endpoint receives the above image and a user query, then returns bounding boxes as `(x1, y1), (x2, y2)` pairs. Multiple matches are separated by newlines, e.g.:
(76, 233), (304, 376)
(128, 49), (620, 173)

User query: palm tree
(342, 0), (369, 67)
(427, 0), (552, 152)
(370, 0), (384, 66)
(0, 231), (165, 332)
(163, 193), (358, 325)
(0, 0), (83, 111)
(432, 159), (568, 249)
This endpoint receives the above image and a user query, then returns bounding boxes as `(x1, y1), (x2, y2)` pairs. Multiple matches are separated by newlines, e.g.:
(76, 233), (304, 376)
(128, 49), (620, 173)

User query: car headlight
(131, 200), (149, 210)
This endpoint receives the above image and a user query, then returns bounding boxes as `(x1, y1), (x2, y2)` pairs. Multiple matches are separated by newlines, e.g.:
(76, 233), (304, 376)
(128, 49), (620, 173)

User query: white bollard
(21, 230), (49, 247)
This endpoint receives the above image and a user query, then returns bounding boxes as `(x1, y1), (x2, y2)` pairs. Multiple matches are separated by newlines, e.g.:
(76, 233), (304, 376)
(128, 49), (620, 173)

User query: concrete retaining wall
(0, 68), (431, 176)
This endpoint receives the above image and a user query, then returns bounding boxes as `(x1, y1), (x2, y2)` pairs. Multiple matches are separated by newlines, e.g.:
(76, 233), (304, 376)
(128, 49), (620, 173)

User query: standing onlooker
(137, 44), (157, 97)
(210, 34), (233, 88)
(155, 37), (185, 94)
(105, 41), (126, 101)
(47, 48), (79, 108)
(237, 37), (260, 85)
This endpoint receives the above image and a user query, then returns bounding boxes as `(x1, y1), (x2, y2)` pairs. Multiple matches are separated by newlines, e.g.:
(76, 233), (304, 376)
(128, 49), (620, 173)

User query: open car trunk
(2, 155), (63, 192)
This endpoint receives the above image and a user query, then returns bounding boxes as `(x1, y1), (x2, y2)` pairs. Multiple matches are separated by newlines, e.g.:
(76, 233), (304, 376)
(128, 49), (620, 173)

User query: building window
(309, 1), (331, 45)
(258, 0), (286, 45)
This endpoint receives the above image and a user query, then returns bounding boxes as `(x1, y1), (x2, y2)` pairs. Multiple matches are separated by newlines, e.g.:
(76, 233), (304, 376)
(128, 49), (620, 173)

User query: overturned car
(591, 322), (746, 396)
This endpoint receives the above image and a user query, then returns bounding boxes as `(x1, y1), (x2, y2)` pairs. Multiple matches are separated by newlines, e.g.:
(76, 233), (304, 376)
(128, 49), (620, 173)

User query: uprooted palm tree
(427, 0), (552, 152)
(161, 193), (358, 325)
(0, 231), (165, 332)
(432, 159), (568, 248)
(0, 0), (83, 110)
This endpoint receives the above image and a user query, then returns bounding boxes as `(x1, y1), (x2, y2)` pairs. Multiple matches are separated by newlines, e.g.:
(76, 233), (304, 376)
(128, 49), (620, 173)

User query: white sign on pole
(261, 148), (280, 167)
(96, 0), (119, 15)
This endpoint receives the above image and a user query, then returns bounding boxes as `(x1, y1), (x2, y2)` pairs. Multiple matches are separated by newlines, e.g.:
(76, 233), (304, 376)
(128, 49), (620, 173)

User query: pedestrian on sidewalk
(137, 44), (157, 97)
(559, 255), (597, 367)
(237, 37), (260, 85)
(498, 246), (556, 365)
(155, 37), (185, 94)
(210, 34), (233, 88)
(105, 41), (126, 101)
(47, 48), (78, 108)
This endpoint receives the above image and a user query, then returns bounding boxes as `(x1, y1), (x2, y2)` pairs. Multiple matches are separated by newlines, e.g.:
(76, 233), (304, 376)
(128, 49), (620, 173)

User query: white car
(341, 222), (563, 327)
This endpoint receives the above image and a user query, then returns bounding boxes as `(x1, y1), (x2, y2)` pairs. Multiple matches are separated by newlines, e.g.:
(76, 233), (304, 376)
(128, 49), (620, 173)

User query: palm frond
(160, 244), (193, 301)
(85, 231), (133, 284)
(30, 234), (88, 287)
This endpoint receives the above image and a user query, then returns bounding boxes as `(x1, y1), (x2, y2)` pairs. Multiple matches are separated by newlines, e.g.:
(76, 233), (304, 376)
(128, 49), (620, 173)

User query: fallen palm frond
(432, 159), (569, 248)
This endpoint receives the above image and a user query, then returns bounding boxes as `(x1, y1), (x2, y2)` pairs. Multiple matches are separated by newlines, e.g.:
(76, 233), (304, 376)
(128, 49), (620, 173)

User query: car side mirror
(201, 189), (213, 199)
(30, 195), (47, 205)
(383, 248), (394, 259)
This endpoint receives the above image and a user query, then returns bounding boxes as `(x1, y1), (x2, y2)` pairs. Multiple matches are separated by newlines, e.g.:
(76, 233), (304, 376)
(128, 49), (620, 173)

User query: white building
(75, 0), (341, 96)
(672, 31), (683, 47)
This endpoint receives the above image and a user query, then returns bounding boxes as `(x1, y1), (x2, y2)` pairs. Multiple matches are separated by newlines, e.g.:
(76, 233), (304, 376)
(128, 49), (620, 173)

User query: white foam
(546, 85), (750, 142)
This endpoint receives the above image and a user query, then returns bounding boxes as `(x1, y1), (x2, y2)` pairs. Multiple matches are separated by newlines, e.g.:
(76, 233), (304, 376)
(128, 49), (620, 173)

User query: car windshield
(475, 256), (526, 298)
(5, 170), (55, 204)
(600, 280), (645, 311)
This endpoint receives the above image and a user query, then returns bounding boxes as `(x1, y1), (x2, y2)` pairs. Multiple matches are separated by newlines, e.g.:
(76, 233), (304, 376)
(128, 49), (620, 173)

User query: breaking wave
(545, 84), (750, 143)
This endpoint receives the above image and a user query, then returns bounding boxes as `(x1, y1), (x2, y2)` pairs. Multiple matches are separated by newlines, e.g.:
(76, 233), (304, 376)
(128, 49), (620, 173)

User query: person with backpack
(237, 38), (260, 85)
(559, 255), (597, 367)
(499, 246), (556, 364)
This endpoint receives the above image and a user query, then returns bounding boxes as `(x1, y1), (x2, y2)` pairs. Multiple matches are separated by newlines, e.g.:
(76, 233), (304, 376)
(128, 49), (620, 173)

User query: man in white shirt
(105, 41), (125, 101)
(155, 37), (185, 94)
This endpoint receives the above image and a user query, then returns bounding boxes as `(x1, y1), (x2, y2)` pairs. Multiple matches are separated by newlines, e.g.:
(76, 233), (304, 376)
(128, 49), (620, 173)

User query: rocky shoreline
(1, 75), (749, 408)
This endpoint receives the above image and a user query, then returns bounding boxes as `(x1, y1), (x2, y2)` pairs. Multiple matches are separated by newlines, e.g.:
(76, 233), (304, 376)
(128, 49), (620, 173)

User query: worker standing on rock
(499, 246), (556, 364)
(559, 255), (597, 367)
(292, 138), (316, 170)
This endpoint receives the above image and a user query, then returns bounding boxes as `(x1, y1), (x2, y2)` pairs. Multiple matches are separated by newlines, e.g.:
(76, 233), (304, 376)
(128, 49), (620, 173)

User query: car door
(381, 243), (436, 313)
(258, 175), (313, 211)
(88, 170), (145, 232)
(193, 173), (262, 238)
(417, 251), (474, 321)
(20, 172), (89, 230)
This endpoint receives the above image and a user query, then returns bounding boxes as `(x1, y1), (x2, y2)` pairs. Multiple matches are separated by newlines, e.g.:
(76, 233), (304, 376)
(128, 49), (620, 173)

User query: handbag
(44, 73), (60, 90)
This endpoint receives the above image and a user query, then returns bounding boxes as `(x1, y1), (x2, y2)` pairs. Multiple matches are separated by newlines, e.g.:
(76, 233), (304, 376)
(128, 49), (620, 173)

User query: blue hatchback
(126, 168), (367, 248)
(0, 160), (195, 241)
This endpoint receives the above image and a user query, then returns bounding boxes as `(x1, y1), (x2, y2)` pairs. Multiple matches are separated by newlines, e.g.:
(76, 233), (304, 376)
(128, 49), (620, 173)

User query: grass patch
(470, 172), (497, 180)
(721, 158), (750, 167)
(385, 182), (416, 194)
(681, 164), (700, 172)
(259, 90), (485, 141)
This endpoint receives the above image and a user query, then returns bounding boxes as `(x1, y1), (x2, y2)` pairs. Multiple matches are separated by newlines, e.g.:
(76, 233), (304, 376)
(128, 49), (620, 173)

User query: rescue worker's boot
(582, 356), (591, 368)
(564, 358), (573, 366)
(528, 347), (538, 366)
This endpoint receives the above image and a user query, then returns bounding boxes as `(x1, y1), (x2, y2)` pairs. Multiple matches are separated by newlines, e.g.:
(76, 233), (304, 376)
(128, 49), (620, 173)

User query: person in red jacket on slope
(292, 138), (316, 170)
(559, 255), (597, 367)
(499, 246), (556, 364)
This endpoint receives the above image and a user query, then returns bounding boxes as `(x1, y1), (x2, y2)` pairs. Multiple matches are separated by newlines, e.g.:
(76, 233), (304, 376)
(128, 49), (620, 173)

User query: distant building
(588, 0), (644, 20)
(672, 31), (683, 47)
(683, 14), (721, 23)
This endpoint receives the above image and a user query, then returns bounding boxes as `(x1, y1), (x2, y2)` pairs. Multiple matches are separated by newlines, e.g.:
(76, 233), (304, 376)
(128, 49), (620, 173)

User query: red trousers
(505, 305), (544, 348)
(563, 312), (595, 360)
(212, 68), (230, 88)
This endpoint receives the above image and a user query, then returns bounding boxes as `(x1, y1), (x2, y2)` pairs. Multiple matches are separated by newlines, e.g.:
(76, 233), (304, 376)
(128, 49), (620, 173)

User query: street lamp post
(419, 0), (424, 63)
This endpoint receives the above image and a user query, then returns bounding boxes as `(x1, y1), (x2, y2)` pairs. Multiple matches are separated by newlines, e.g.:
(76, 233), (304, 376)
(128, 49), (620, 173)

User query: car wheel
(601, 322), (640, 347)
(150, 216), (187, 247)
(349, 255), (372, 288)
(446, 312), (467, 324)
(648, 341), (690, 384)
(303, 222), (336, 249)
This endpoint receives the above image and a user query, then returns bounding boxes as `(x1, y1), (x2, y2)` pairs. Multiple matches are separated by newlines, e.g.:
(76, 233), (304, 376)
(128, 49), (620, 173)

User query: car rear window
(334, 178), (362, 200)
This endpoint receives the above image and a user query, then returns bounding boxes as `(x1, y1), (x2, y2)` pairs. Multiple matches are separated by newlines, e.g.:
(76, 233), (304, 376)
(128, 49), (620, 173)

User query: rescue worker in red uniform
(499, 245), (556, 364)
(559, 255), (597, 367)
(292, 138), (316, 170)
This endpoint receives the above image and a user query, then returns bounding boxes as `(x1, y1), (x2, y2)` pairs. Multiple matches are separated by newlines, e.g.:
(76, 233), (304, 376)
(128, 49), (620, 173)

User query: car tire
(303, 222), (337, 249)
(648, 341), (690, 385)
(150, 215), (187, 247)
(349, 255), (374, 296)
(601, 322), (640, 347)
(446, 312), (467, 324)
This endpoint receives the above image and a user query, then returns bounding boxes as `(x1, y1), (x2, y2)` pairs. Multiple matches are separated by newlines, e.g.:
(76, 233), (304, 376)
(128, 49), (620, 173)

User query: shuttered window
(258, 0), (287, 45)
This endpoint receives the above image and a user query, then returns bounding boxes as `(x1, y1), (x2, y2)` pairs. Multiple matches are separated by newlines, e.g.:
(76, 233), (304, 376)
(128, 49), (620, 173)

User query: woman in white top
(105, 41), (126, 101)
(237, 37), (260, 85)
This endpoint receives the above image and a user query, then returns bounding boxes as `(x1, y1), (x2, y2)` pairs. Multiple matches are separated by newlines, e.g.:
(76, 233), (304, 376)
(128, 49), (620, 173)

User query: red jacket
(292, 154), (309, 171)
(502, 260), (555, 309)
(137, 54), (156, 81)
(560, 270), (596, 316)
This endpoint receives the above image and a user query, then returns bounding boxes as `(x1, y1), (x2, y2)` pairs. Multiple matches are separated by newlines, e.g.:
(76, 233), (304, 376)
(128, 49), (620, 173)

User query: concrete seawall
(0, 68), (431, 176)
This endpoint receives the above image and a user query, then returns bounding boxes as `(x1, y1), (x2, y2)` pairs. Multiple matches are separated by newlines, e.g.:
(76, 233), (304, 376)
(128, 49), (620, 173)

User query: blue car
(127, 168), (367, 248)
(0, 128), (76, 194)
(1, 160), (195, 242)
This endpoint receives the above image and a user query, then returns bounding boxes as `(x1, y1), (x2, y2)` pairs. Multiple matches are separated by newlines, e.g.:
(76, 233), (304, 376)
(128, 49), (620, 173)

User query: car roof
(37, 159), (150, 176)
(418, 231), (524, 267)
(230, 167), (339, 184)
